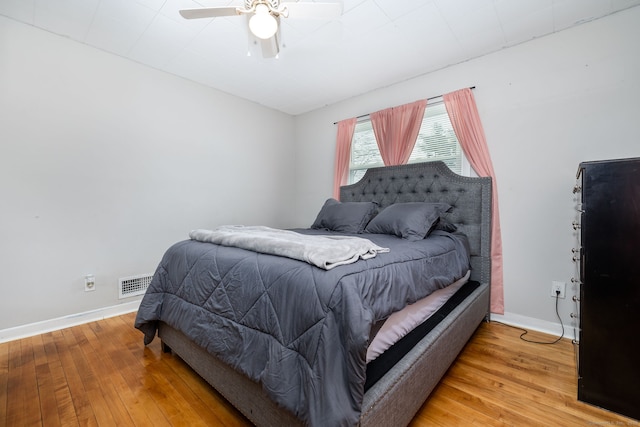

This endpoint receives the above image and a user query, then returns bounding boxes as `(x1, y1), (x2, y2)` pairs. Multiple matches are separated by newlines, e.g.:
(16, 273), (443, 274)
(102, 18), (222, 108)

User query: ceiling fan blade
(259, 34), (280, 58)
(179, 7), (240, 19)
(284, 2), (343, 20)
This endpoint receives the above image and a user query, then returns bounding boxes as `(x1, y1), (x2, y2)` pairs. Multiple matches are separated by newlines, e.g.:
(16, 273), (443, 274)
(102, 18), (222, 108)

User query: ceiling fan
(179, 1), (344, 58)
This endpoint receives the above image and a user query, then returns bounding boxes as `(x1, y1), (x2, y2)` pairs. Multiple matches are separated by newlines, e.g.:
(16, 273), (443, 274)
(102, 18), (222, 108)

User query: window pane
(409, 103), (463, 174)
(349, 120), (384, 183)
(348, 101), (467, 183)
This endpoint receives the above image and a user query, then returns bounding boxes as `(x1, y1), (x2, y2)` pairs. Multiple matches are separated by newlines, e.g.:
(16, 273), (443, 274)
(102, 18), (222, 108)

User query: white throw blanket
(189, 226), (390, 270)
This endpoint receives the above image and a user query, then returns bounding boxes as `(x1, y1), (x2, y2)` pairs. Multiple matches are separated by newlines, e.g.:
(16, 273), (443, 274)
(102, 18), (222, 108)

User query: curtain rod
(333, 86), (476, 125)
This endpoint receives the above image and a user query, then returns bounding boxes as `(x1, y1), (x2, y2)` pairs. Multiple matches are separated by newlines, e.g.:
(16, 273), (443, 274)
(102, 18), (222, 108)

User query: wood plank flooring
(1, 313), (636, 426)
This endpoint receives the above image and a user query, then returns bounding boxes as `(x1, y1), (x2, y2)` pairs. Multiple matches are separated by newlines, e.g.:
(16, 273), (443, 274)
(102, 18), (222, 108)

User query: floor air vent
(119, 273), (153, 299)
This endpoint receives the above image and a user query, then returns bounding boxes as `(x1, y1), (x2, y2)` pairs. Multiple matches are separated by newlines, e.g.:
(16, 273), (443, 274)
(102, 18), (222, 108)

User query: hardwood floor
(1, 313), (636, 426)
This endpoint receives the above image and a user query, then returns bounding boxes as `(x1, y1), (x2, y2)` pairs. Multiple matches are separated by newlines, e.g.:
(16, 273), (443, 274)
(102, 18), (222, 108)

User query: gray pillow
(364, 202), (452, 241)
(434, 218), (458, 232)
(311, 198), (378, 233)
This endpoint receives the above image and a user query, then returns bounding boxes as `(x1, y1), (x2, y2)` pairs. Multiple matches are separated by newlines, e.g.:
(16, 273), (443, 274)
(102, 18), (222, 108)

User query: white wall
(0, 17), (296, 331)
(293, 7), (640, 333)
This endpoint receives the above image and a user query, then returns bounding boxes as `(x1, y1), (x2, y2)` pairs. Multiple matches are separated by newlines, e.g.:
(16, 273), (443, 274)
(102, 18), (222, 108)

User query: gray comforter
(135, 229), (469, 426)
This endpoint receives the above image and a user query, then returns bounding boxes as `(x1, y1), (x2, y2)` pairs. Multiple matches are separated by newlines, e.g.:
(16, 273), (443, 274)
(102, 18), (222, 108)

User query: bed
(135, 161), (492, 426)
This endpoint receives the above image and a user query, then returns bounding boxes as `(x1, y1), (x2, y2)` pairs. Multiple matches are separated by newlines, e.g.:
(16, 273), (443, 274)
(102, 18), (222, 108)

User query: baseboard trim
(0, 300), (142, 343)
(490, 311), (576, 340)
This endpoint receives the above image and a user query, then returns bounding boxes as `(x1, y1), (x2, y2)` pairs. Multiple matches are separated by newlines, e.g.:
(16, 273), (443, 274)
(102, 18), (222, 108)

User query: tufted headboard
(340, 161), (492, 287)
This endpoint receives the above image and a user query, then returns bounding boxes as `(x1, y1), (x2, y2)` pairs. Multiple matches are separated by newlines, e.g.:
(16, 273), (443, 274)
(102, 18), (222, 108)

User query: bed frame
(157, 161), (492, 426)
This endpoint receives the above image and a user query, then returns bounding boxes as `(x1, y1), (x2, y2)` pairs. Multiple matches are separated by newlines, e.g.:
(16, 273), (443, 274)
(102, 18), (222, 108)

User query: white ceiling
(2, 0), (640, 115)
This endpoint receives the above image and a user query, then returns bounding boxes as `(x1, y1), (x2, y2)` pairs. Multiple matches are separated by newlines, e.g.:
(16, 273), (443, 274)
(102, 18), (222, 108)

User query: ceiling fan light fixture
(249, 4), (278, 39)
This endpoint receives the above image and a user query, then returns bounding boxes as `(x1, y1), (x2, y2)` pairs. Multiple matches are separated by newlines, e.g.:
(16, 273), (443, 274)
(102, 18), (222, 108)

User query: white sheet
(366, 270), (471, 363)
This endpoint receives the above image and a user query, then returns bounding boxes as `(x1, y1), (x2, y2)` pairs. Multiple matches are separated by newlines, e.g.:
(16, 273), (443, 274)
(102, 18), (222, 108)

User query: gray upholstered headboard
(340, 161), (492, 287)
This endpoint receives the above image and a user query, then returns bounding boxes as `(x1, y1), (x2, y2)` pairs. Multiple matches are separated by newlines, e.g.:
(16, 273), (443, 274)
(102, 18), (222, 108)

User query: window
(348, 101), (470, 183)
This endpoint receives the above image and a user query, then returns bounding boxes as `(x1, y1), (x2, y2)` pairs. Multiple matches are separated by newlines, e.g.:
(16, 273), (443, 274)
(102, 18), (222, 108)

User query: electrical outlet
(551, 281), (565, 299)
(85, 274), (96, 292)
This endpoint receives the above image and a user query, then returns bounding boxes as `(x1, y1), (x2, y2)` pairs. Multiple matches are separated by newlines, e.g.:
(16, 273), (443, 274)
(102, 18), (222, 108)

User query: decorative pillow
(434, 217), (458, 232)
(310, 198), (378, 233)
(364, 202), (452, 241)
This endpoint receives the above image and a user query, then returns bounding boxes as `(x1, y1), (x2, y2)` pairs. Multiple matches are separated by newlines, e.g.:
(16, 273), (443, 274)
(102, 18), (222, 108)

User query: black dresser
(576, 157), (640, 420)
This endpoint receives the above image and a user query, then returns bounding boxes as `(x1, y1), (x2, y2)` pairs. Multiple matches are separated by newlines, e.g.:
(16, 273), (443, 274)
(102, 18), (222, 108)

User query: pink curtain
(443, 88), (504, 314)
(333, 118), (357, 199)
(370, 99), (427, 166)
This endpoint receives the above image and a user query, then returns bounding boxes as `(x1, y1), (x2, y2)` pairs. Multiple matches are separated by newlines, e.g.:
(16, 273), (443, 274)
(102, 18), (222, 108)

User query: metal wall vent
(118, 273), (153, 299)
